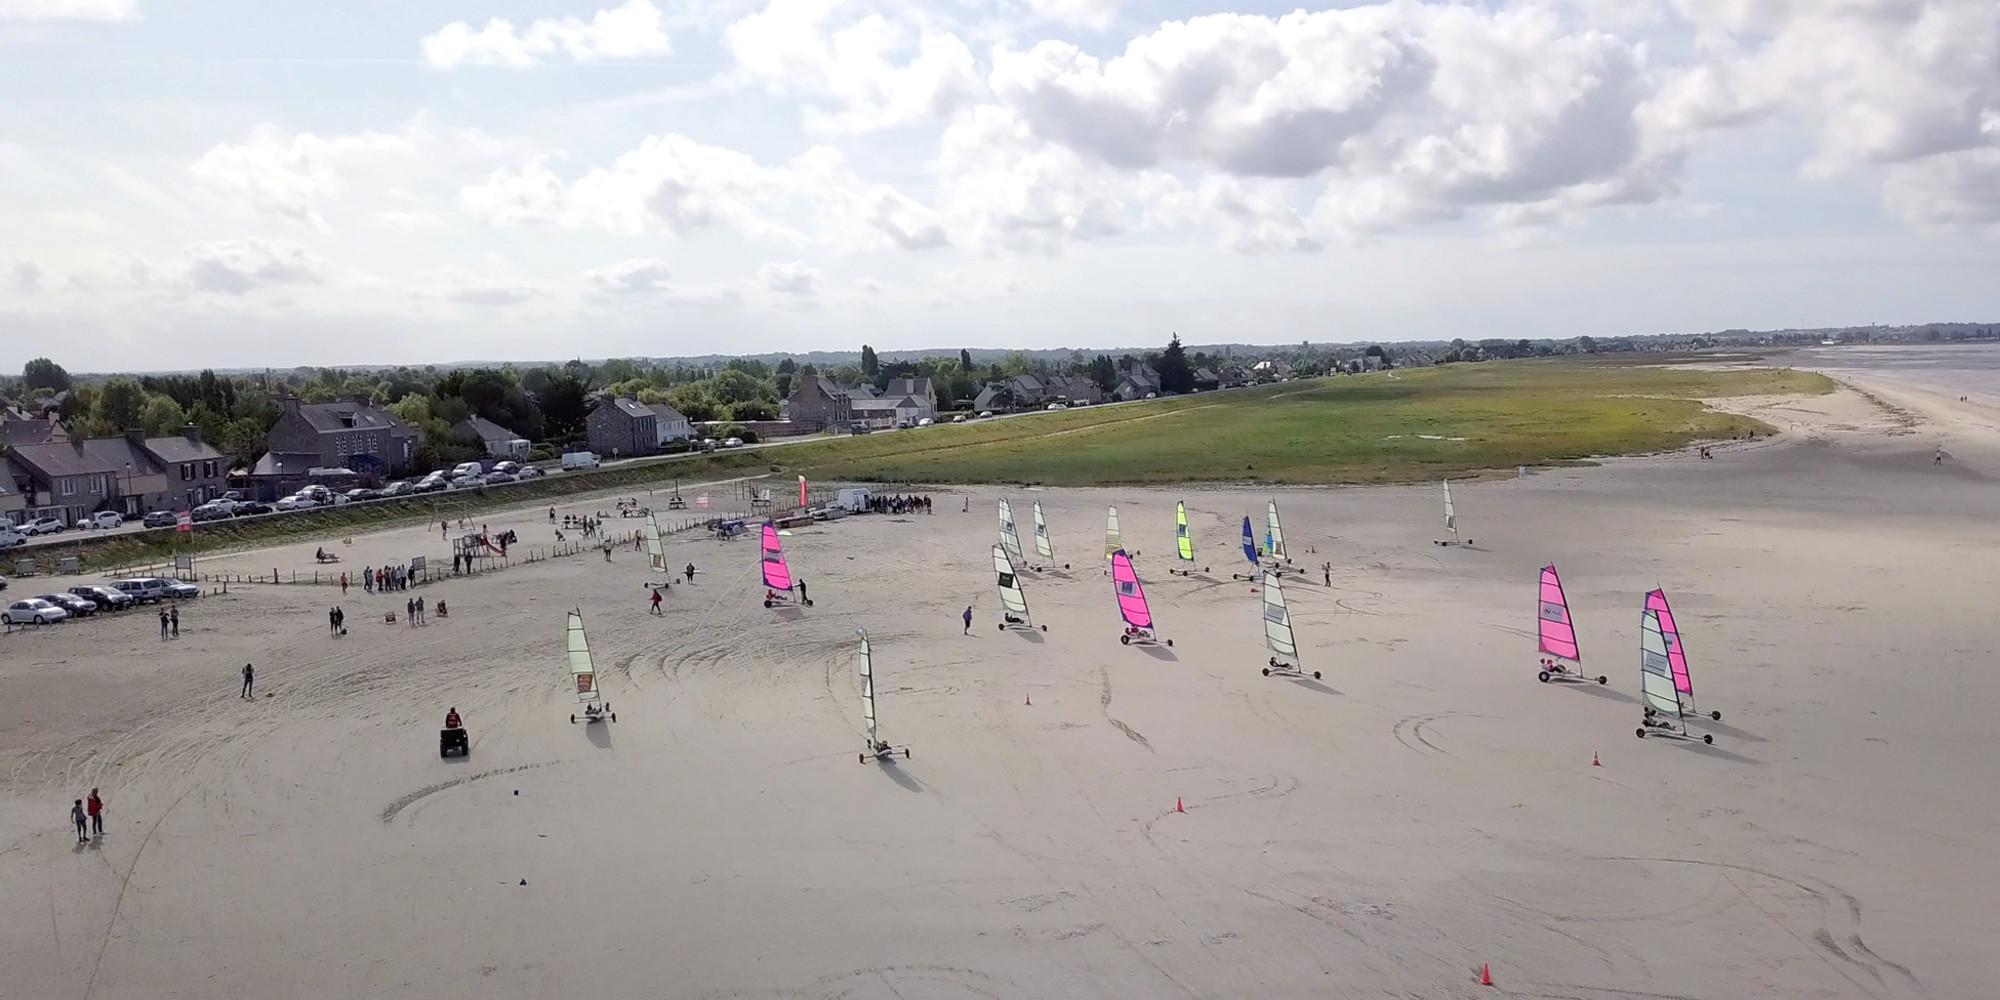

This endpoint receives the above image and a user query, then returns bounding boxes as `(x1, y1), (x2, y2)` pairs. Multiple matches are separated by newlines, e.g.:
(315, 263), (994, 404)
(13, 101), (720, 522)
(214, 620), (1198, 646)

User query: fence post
(272, 568), (278, 583)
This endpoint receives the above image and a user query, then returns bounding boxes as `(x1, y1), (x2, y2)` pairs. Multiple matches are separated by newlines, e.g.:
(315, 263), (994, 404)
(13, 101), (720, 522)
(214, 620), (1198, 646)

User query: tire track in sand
(1099, 666), (1152, 752)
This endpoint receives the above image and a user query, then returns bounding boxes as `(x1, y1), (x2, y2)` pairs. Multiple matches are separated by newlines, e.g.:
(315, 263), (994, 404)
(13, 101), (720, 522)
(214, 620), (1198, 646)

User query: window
(203, 460), (218, 479)
(182, 463), (194, 481)
(60, 478), (76, 497)
(90, 475), (107, 495)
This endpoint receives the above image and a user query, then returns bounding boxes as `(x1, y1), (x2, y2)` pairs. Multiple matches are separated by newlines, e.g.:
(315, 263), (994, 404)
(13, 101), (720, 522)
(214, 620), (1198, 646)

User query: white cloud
(584, 258), (673, 295)
(723, 0), (978, 134)
(422, 0), (669, 69)
(988, 4), (1677, 236)
(0, 0), (134, 21)
(759, 260), (820, 295)
(182, 238), (329, 295)
(461, 134), (946, 251)
(191, 124), (417, 231)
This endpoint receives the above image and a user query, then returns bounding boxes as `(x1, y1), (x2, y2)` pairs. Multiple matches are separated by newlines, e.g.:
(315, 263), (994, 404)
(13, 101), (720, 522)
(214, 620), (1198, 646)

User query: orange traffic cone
(1479, 963), (1494, 986)
(1592, 751), (1602, 767)
(1175, 797), (1185, 814)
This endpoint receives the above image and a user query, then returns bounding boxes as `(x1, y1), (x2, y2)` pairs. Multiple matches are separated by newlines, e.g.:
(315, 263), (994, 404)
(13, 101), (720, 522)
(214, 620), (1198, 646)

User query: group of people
(328, 605), (347, 637)
(867, 494), (934, 515)
(403, 596), (431, 626)
(157, 607), (180, 640)
(68, 788), (105, 844)
(357, 563), (419, 593)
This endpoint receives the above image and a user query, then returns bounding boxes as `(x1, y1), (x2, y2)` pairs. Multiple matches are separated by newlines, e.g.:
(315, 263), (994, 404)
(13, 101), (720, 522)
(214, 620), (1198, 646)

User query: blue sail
(1241, 516), (1258, 566)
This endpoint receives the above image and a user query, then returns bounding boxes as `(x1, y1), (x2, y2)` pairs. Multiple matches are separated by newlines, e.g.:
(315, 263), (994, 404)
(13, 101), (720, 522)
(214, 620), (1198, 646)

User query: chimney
(279, 394), (301, 413)
(181, 423), (203, 443)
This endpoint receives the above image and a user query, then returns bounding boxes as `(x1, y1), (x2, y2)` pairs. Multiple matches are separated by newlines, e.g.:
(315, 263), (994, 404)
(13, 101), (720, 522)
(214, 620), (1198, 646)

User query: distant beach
(1787, 342), (2000, 401)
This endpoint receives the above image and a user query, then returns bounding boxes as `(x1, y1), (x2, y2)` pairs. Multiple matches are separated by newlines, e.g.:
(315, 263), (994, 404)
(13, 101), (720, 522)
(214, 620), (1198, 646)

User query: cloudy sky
(2, 0), (1996, 371)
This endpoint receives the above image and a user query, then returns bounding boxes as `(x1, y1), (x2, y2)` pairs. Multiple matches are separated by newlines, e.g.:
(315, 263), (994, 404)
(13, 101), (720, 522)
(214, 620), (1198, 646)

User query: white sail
(994, 544), (1031, 621)
(998, 497), (1025, 561)
(567, 609), (599, 705)
(1442, 480), (1458, 544)
(1032, 501), (1055, 562)
(645, 511), (667, 570)
(1104, 505), (1122, 562)
(1639, 607), (1683, 720)
(1266, 500), (1287, 559)
(857, 628), (878, 744)
(1262, 572), (1299, 666)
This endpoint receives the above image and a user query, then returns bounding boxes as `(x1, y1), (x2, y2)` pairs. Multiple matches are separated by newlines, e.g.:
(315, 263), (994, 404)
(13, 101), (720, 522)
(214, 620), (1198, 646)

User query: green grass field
(44, 358), (1830, 570)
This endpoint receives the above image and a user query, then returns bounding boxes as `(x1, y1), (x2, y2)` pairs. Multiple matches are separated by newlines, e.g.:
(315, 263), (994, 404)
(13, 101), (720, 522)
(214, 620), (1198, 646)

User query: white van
(0, 526), (26, 550)
(451, 461), (485, 479)
(560, 452), (600, 471)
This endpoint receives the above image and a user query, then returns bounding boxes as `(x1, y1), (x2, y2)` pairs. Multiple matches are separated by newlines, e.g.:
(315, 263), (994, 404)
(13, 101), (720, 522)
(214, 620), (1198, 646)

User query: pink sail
(1645, 589), (1692, 695)
(760, 523), (793, 591)
(1109, 550), (1153, 629)
(1537, 564), (1580, 662)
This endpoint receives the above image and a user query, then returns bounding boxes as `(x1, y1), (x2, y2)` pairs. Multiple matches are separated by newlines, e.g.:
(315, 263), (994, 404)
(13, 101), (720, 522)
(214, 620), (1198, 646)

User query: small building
(1045, 375), (1104, 406)
(454, 416), (532, 460)
(138, 426), (228, 511)
(646, 402), (692, 446)
(881, 377), (936, 423)
(851, 394), (926, 429)
(971, 383), (1015, 413)
(1113, 367), (1162, 402)
(1192, 367), (1221, 391)
(264, 395), (418, 479)
(585, 397), (659, 459)
(786, 376), (854, 432)
(1, 412), (64, 448)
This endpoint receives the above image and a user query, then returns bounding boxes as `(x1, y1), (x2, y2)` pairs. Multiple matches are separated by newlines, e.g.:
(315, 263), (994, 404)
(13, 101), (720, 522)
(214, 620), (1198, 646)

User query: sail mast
(1175, 501), (1194, 564)
(1443, 481), (1458, 544)
(1032, 501), (1055, 562)
(857, 628), (877, 744)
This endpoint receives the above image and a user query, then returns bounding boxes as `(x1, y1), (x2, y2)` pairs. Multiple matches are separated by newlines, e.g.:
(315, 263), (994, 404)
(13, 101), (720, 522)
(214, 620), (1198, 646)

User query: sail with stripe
(567, 609), (599, 705)
(1262, 572), (1298, 666)
(1032, 501), (1054, 562)
(1104, 506), (1122, 563)
(1639, 596), (1683, 721)
(644, 511), (667, 571)
(760, 522), (792, 591)
(998, 497), (1025, 562)
(857, 628), (878, 745)
(1537, 564), (1580, 664)
(1266, 500), (1287, 560)
(1647, 589), (1696, 701)
(1240, 516), (1258, 568)
(1110, 550), (1152, 629)
(1175, 501), (1195, 565)
(1443, 480), (1458, 544)
(994, 544), (1032, 624)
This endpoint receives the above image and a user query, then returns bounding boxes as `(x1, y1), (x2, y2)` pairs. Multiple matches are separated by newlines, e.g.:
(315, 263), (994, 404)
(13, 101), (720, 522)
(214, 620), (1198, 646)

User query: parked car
(191, 505), (231, 523)
(159, 578), (200, 599)
(141, 511), (178, 528)
(274, 495), (312, 511)
(482, 471), (516, 485)
(1045, 403), (1066, 411)
(0, 527), (26, 550)
(380, 481), (413, 497)
(68, 585), (135, 611)
(722, 437), (745, 448)
(343, 488), (378, 503)
(492, 460), (521, 474)
(110, 579), (169, 603)
(952, 415), (967, 423)
(978, 410), (994, 419)
(234, 502), (273, 516)
(0, 573), (7, 590)
(516, 466), (545, 480)
(24, 516), (66, 535)
(222, 490), (246, 502)
(36, 592), (96, 617)
(451, 461), (485, 479)
(77, 511), (124, 530)
(916, 418), (934, 427)
(449, 475), (483, 489)
(4, 598), (66, 624)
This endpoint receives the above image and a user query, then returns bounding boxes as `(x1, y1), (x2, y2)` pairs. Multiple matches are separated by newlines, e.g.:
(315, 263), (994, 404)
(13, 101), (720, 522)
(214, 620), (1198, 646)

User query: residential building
(1113, 367), (1163, 402)
(1, 412), (64, 448)
(1192, 367), (1221, 391)
(263, 395), (418, 479)
(880, 377), (936, 422)
(454, 416), (532, 460)
(971, 383), (1015, 413)
(585, 397), (659, 459)
(138, 426), (228, 510)
(0, 458), (25, 526)
(646, 403), (692, 446)
(1004, 373), (1048, 406)
(786, 376), (854, 432)
(850, 394), (927, 429)
(1044, 375), (1104, 406)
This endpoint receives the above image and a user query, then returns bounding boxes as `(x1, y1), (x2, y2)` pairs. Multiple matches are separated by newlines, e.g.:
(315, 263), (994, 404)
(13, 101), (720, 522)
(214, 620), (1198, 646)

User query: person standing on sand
(72, 799), (89, 844)
(87, 788), (104, 837)
(1936, 447), (1945, 466)
(963, 606), (974, 635)
(796, 579), (807, 604)
(169, 606), (179, 638)
(1323, 563), (1332, 587)
(685, 562), (696, 583)
(340, 572), (348, 595)
(406, 598), (416, 625)
(158, 610), (169, 640)
(241, 663), (255, 699)
(329, 607), (340, 637)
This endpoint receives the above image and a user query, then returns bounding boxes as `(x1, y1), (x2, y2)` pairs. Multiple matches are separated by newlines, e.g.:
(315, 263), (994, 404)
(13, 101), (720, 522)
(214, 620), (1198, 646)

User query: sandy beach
(4, 371), (1997, 999)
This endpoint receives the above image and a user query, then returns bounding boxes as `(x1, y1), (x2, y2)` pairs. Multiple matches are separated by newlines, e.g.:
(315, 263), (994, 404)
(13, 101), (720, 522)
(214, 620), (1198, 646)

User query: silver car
(4, 598), (68, 625)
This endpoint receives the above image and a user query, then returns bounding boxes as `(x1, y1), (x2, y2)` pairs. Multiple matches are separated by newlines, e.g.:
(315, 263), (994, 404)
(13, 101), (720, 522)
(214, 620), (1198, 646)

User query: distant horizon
(19, 320), (1999, 381)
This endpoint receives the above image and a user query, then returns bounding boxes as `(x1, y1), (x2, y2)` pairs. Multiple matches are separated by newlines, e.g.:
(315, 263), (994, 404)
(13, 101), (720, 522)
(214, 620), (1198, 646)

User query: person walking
(87, 788), (104, 837)
(649, 589), (663, 615)
(158, 609), (169, 640)
(795, 579), (807, 604)
(240, 663), (255, 699)
(72, 799), (89, 844)
(169, 606), (180, 638)
(340, 572), (348, 595)
(329, 607), (340, 637)
(684, 562), (696, 583)
(1323, 563), (1332, 587)
(962, 605), (974, 635)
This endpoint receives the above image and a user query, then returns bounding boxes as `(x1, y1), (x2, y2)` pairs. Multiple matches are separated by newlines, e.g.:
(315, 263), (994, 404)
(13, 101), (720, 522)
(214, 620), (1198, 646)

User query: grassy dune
(48, 358), (1829, 570)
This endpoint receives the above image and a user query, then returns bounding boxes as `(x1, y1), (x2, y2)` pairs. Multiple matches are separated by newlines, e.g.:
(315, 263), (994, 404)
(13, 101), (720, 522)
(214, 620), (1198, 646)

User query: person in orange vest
(444, 707), (462, 730)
